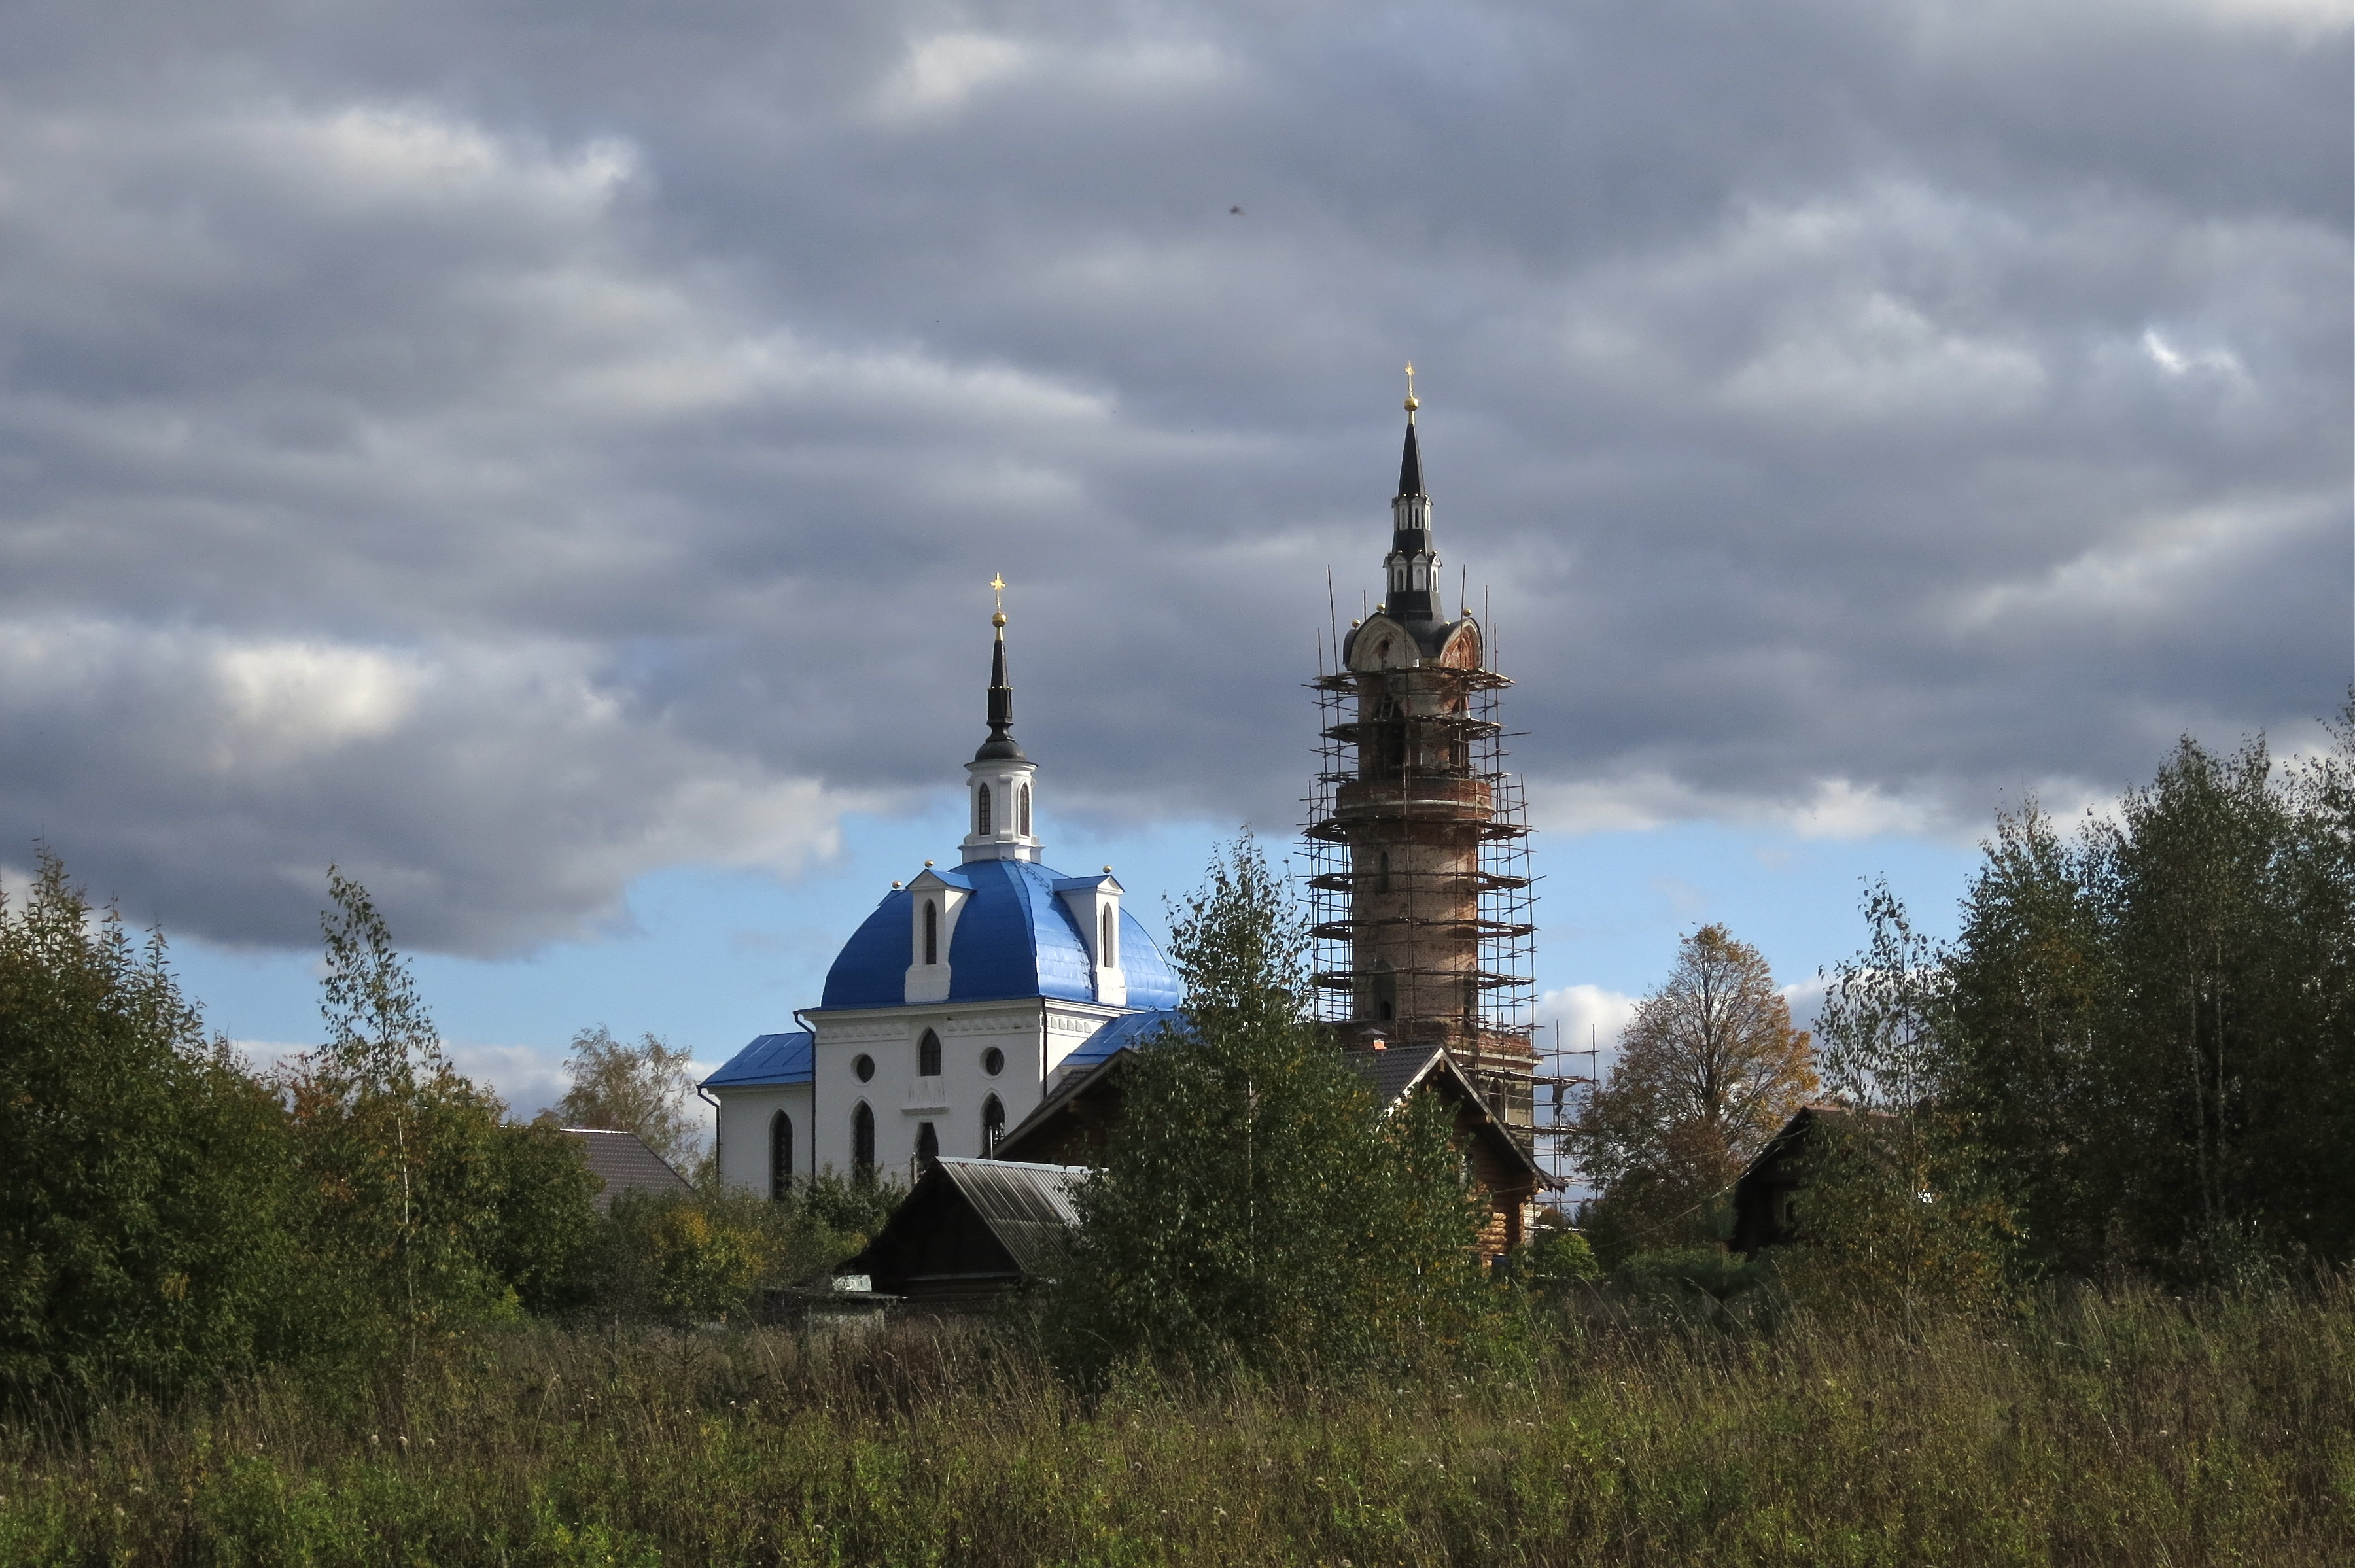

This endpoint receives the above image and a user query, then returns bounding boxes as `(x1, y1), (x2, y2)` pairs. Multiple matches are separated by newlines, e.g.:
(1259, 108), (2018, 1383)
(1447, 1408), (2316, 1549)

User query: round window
(982, 1047), (1005, 1077)
(853, 1054), (875, 1083)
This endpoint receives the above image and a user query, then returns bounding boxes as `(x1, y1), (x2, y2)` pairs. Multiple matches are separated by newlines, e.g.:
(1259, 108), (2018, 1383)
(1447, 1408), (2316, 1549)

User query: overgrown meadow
(4, 1278), (2349, 1566)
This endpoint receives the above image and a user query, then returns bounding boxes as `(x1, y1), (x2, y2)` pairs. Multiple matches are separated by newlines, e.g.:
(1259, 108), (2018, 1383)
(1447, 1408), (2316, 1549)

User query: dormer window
(977, 783), (993, 835)
(923, 900), (939, 965)
(1019, 783), (1032, 836)
(1101, 906), (1117, 967)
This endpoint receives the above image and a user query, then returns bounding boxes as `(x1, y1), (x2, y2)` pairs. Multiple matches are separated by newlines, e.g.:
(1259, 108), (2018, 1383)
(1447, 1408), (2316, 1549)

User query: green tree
(481, 1121), (601, 1315)
(1940, 715), (2355, 1280)
(1577, 925), (1815, 1265)
(1045, 838), (1495, 1383)
(282, 870), (598, 1355)
(0, 850), (296, 1401)
(557, 1026), (702, 1171)
(1803, 884), (2015, 1314)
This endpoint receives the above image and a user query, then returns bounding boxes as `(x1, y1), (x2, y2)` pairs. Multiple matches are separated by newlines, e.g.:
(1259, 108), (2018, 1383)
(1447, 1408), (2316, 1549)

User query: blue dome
(820, 858), (1181, 1011)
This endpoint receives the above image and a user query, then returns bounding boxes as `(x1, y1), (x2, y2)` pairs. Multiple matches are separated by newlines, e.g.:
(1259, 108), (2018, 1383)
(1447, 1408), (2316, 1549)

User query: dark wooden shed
(1730, 1104), (1893, 1256)
(840, 1157), (1086, 1308)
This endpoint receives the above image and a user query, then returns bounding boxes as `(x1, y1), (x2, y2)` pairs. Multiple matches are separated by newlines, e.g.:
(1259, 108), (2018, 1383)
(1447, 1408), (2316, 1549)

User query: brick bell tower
(1307, 373), (1537, 1141)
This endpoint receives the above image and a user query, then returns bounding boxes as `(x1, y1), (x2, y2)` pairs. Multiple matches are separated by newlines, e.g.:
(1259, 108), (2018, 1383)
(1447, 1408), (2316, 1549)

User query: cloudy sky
(2, 0), (2346, 1113)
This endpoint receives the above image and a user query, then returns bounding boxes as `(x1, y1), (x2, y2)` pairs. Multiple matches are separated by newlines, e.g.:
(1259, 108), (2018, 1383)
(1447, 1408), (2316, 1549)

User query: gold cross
(1403, 362), (1419, 414)
(990, 573), (1006, 613)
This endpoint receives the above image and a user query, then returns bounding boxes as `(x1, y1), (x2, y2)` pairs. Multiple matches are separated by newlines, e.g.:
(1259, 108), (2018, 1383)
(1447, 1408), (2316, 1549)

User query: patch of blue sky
(169, 797), (1985, 1122)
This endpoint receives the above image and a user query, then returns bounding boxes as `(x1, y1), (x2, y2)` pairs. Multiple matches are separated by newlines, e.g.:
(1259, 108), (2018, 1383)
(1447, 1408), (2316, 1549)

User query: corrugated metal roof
(819, 858), (1180, 1011)
(935, 1157), (1087, 1280)
(701, 1030), (814, 1089)
(559, 1127), (693, 1211)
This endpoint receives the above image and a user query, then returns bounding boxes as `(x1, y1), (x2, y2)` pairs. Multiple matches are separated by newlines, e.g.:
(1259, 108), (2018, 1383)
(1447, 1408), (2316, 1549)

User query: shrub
(0, 852), (300, 1402)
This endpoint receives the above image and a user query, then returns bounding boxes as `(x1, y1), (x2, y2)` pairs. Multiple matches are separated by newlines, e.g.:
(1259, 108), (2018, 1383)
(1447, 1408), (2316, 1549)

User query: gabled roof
(1342, 1045), (1550, 1188)
(1345, 1041), (1456, 1106)
(845, 1157), (1089, 1291)
(933, 1157), (1087, 1278)
(559, 1127), (693, 1211)
(818, 858), (1181, 1011)
(701, 1030), (814, 1090)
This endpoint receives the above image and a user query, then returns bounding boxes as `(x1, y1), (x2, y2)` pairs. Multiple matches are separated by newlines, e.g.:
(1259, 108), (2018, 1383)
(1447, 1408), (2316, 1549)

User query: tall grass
(3, 1278), (2350, 1566)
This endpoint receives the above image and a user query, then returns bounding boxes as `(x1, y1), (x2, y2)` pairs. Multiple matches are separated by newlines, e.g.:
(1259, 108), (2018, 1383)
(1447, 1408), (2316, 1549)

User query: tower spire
(976, 576), (1024, 762)
(1386, 372), (1439, 623)
(961, 574), (1041, 862)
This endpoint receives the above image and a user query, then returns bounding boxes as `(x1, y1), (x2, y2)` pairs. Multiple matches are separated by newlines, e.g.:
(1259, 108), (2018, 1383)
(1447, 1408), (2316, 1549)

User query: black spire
(974, 612), (1026, 762)
(1382, 368), (1442, 626)
(1397, 419), (1425, 499)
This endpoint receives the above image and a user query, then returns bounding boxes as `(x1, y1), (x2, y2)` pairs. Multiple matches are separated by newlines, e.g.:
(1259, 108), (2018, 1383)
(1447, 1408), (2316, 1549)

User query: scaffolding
(1302, 649), (1539, 1139)
(1528, 1022), (1603, 1205)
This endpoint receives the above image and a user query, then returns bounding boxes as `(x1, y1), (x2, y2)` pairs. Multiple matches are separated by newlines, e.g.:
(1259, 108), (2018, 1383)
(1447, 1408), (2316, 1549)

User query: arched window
(769, 1110), (794, 1200)
(1412, 560), (1427, 589)
(851, 1102), (875, 1183)
(981, 1094), (1005, 1155)
(1373, 960), (1397, 1022)
(1019, 782), (1031, 836)
(1379, 851), (1392, 893)
(977, 783), (993, 835)
(918, 1028), (942, 1077)
(1100, 906), (1117, 967)
(923, 899), (938, 966)
(915, 1121), (939, 1168)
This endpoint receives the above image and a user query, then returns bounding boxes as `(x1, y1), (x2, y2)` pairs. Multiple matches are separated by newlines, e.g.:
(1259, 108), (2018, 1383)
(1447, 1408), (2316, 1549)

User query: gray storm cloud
(0, 0), (2344, 952)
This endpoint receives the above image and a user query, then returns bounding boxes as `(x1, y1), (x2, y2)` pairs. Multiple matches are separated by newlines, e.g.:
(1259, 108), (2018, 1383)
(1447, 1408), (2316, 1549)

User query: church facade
(701, 611), (1183, 1194)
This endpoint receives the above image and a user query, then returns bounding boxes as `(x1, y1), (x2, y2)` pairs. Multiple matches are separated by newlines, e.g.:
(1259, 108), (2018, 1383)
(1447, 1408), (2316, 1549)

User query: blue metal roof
(820, 859), (1181, 1011)
(701, 1030), (814, 1089)
(1059, 1007), (1191, 1075)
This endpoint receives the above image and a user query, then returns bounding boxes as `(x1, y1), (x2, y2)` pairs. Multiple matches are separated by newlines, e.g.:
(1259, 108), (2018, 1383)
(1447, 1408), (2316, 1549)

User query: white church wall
(810, 1004), (1055, 1180)
(710, 1083), (813, 1196)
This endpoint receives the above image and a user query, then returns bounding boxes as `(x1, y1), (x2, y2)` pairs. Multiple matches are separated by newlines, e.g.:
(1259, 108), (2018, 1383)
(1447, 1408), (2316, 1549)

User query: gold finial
(990, 572), (1007, 628)
(1403, 362), (1419, 417)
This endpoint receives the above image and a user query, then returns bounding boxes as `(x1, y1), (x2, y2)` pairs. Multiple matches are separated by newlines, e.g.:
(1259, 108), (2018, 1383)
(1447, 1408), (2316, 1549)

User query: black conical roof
(1397, 421), (1425, 498)
(974, 621), (1026, 762)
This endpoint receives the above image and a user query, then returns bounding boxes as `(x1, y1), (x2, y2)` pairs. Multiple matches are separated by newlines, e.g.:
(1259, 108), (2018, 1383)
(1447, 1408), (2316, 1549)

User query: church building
(700, 606), (1184, 1194)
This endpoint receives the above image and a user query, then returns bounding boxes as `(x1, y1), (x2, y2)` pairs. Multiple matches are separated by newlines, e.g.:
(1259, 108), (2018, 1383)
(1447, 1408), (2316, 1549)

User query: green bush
(1520, 1221), (1600, 1288)
(0, 852), (302, 1402)
(587, 1177), (889, 1325)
